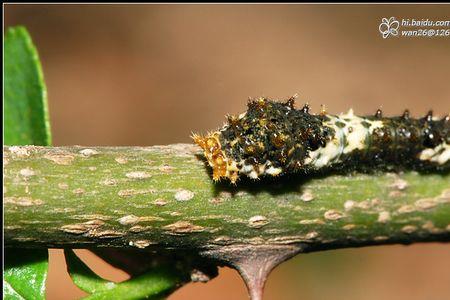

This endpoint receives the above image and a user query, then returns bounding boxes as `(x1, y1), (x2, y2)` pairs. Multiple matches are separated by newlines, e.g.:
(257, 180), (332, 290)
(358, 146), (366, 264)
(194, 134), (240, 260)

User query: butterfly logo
(379, 17), (400, 39)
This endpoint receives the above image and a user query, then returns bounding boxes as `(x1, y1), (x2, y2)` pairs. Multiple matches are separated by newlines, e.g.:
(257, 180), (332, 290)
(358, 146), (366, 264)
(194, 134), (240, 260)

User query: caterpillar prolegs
(193, 96), (450, 184)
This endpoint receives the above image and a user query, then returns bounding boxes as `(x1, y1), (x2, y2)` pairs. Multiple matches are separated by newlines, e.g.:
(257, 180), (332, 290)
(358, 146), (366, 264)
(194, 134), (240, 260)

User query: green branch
(4, 144), (450, 251)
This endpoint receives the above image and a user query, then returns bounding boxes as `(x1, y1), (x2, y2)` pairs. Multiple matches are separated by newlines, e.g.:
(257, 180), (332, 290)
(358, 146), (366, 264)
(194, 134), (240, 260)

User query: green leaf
(83, 268), (184, 300)
(65, 250), (188, 300)
(4, 26), (52, 146)
(4, 26), (51, 300)
(3, 249), (49, 300)
(64, 250), (113, 294)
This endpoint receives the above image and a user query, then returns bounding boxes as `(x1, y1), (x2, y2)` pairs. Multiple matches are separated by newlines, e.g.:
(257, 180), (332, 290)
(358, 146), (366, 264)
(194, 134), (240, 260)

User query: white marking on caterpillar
(304, 118), (337, 167)
(238, 112), (247, 119)
(344, 117), (383, 154)
(304, 115), (384, 169)
(242, 164), (255, 174)
(248, 170), (258, 179)
(419, 143), (450, 165)
(304, 116), (344, 168)
(266, 166), (282, 176)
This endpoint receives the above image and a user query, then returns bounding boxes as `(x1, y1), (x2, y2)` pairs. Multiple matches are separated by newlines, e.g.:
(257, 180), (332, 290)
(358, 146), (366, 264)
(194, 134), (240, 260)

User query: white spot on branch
(159, 164), (174, 173)
(305, 231), (319, 239)
(377, 211), (391, 223)
(118, 188), (155, 197)
(105, 282), (116, 290)
(89, 230), (125, 239)
(248, 237), (266, 245)
(100, 179), (117, 186)
(342, 224), (356, 230)
(4, 197), (43, 206)
(163, 221), (204, 234)
(117, 215), (164, 226)
(401, 225), (418, 234)
(129, 225), (152, 233)
(415, 198), (437, 210)
(389, 190), (404, 198)
(374, 236), (389, 241)
(139, 216), (165, 222)
(344, 200), (356, 211)
(79, 149), (99, 157)
(248, 215), (269, 228)
(175, 189), (194, 201)
(44, 152), (74, 165)
(61, 219), (105, 235)
(58, 183), (69, 190)
(19, 168), (35, 177)
(84, 220), (106, 227)
(209, 197), (224, 205)
(8, 146), (30, 158)
(129, 240), (153, 249)
(73, 214), (111, 221)
(72, 188), (85, 195)
(61, 224), (90, 234)
(115, 157), (128, 164)
(125, 171), (151, 180)
(300, 189), (314, 202)
(118, 215), (140, 225)
(324, 210), (344, 220)
(153, 198), (168, 206)
(390, 178), (409, 190)
(213, 236), (234, 245)
(397, 205), (415, 214)
(421, 221), (443, 234)
(299, 219), (325, 225)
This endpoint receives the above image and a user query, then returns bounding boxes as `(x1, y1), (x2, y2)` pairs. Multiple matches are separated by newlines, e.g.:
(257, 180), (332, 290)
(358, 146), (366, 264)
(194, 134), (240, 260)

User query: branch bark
(4, 144), (450, 251)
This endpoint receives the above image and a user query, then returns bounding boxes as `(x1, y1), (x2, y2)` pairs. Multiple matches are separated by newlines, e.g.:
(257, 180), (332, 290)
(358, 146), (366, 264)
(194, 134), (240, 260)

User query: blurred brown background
(5, 4), (450, 300)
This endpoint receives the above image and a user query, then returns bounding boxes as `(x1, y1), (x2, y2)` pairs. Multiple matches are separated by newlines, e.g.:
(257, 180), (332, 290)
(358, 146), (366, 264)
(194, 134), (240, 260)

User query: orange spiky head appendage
(192, 132), (233, 182)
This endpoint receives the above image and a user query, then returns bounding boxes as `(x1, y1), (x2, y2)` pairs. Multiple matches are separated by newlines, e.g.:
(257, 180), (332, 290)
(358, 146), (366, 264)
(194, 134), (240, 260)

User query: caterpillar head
(192, 132), (236, 182)
(193, 97), (316, 183)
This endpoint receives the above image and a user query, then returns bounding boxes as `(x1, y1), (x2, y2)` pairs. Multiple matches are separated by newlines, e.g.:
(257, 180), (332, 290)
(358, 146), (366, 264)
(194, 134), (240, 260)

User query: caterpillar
(192, 96), (450, 184)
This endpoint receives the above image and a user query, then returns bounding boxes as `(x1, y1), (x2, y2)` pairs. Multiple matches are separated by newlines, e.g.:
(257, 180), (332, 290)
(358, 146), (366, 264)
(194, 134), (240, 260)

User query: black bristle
(285, 96), (296, 109)
(402, 109), (410, 120)
(301, 104), (310, 114)
(375, 109), (383, 119)
(425, 110), (433, 122)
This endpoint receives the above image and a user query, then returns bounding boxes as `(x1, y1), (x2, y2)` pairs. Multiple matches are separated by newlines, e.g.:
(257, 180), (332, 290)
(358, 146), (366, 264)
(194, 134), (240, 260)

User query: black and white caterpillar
(193, 96), (449, 183)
